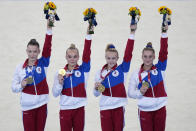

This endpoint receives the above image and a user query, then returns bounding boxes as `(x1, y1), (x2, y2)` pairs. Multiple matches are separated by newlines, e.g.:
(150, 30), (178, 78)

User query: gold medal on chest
(142, 82), (149, 88)
(98, 84), (105, 93)
(26, 76), (33, 84)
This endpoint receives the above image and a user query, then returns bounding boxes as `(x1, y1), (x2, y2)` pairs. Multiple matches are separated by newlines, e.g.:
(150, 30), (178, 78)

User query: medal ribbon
(25, 66), (36, 84)
(25, 66), (36, 78)
(138, 64), (157, 83)
(64, 64), (79, 77)
(100, 64), (118, 81)
(139, 69), (150, 83)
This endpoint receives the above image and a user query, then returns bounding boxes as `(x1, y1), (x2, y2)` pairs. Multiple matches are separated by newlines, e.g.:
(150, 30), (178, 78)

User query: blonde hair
(142, 42), (155, 54)
(105, 44), (119, 57)
(66, 43), (79, 55)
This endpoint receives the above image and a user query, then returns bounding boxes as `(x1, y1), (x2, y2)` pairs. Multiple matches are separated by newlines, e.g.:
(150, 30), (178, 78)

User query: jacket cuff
(47, 29), (52, 35)
(161, 33), (168, 38)
(129, 34), (135, 40)
(85, 35), (92, 40)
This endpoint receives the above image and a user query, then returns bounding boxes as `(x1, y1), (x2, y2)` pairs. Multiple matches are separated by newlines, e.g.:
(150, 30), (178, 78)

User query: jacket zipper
(30, 66), (37, 96)
(70, 76), (73, 97)
(107, 76), (112, 97)
(33, 77), (38, 95)
(149, 80), (155, 98)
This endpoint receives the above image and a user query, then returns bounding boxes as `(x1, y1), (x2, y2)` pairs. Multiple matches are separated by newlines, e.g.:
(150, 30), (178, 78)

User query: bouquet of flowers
(158, 6), (172, 31)
(83, 8), (98, 34)
(128, 7), (141, 25)
(44, 1), (60, 27)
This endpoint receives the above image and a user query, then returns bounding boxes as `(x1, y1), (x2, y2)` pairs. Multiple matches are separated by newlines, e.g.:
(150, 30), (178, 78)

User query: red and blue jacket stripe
(22, 34), (52, 95)
(101, 39), (134, 97)
(61, 39), (91, 97)
(138, 37), (168, 98)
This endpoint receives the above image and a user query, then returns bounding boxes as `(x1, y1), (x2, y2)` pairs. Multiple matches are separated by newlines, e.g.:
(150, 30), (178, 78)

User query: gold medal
(98, 84), (105, 93)
(142, 82), (149, 88)
(26, 76), (33, 84)
(59, 69), (66, 76)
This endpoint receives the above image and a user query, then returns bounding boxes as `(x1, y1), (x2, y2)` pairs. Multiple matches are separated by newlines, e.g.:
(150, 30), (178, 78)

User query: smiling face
(66, 49), (79, 67)
(105, 51), (119, 69)
(26, 45), (40, 62)
(142, 50), (155, 67)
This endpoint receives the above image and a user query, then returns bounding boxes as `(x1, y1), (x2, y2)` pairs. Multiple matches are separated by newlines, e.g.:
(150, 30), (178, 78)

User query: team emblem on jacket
(112, 70), (119, 77)
(151, 69), (158, 75)
(36, 67), (42, 74)
(75, 70), (81, 77)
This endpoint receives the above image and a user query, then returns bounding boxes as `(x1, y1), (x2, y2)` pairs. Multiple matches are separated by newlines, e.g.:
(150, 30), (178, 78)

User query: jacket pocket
(20, 93), (38, 106)
(138, 97), (157, 109)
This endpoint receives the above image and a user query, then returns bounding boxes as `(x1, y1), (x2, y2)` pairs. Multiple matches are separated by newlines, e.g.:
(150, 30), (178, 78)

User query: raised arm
(120, 24), (136, 72)
(81, 25), (92, 72)
(155, 25), (168, 71)
(40, 20), (53, 67)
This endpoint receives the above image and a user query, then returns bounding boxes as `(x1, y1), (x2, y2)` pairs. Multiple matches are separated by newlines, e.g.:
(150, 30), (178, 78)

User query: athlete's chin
(144, 62), (153, 66)
(69, 62), (77, 67)
(108, 64), (115, 68)
(29, 58), (37, 61)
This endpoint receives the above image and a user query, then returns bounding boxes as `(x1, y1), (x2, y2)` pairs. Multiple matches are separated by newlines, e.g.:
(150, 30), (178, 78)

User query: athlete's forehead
(66, 49), (79, 56)
(27, 45), (39, 51)
(105, 51), (118, 57)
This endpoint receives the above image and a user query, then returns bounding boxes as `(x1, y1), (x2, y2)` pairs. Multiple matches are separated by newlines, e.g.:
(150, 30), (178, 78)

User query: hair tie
(146, 45), (152, 48)
(109, 45), (115, 49)
(146, 42), (153, 48)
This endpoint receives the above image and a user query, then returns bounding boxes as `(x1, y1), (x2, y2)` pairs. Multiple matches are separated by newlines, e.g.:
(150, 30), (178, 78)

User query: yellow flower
(158, 6), (167, 13)
(90, 8), (97, 14)
(44, 3), (49, 10)
(167, 8), (172, 15)
(48, 2), (56, 10)
(158, 6), (172, 15)
(83, 8), (89, 16)
(129, 7), (137, 12)
(138, 9), (141, 16)
(129, 7), (141, 16)
(83, 8), (97, 16)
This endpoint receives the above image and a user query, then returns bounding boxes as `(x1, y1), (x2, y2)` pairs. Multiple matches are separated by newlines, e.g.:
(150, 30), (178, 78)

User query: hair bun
(30, 39), (37, 43)
(106, 44), (115, 51)
(70, 43), (76, 49)
(146, 42), (153, 48)
(108, 44), (115, 49)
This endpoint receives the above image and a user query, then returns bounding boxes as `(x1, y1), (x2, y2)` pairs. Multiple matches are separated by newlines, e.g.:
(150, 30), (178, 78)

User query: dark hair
(27, 39), (40, 48)
(142, 42), (155, 54)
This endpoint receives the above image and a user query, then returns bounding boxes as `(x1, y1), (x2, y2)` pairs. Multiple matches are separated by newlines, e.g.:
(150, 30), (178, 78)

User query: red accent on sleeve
(82, 39), (92, 63)
(42, 34), (52, 58)
(123, 39), (134, 62)
(159, 38), (168, 62)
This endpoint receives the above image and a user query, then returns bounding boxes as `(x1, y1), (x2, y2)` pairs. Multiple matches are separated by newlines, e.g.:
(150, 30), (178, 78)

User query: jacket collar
(139, 64), (157, 73)
(101, 64), (118, 71)
(23, 59), (38, 69)
(64, 64), (79, 71)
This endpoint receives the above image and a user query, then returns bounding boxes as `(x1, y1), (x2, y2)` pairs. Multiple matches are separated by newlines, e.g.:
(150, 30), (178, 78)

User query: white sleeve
(85, 34), (92, 40)
(128, 71), (143, 99)
(161, 33), (168, 38)
(11, 65), (23, 93)
(93, 88), (101, 97)
(52, 71), (63, 97)
(46, 28), (52, 35)
(93, 70), (101, 97)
